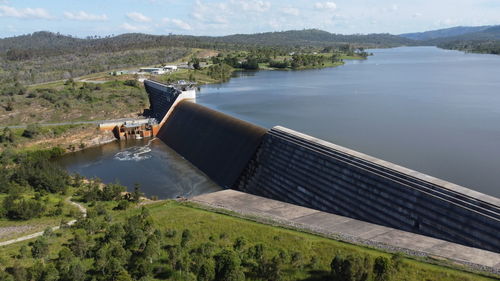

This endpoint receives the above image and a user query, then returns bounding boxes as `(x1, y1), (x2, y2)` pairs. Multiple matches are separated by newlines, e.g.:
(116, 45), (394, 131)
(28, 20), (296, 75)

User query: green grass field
(1, 200), (496, 281)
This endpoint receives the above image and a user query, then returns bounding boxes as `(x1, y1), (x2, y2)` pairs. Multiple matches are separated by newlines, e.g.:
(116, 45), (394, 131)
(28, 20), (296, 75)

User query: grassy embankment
(0, 200), (497, 281)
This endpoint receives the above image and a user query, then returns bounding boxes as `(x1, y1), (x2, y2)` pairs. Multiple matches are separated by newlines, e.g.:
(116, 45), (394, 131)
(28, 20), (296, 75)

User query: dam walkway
(191, 190), (500, 274)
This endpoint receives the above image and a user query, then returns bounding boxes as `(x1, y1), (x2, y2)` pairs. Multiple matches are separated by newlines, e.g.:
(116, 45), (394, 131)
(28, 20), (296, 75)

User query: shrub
(2, 195), (46, 220)
(124, 80), (139, 87)
(22, 124), (41, 138)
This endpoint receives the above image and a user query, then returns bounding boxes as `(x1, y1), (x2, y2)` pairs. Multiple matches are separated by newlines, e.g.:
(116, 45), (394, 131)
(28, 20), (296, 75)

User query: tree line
(1, 204), (400, 281)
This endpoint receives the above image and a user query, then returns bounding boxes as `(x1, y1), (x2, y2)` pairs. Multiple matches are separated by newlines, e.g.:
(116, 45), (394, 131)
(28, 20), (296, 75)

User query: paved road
(0, 198), (87, 247)
(5, 117), (145, 129)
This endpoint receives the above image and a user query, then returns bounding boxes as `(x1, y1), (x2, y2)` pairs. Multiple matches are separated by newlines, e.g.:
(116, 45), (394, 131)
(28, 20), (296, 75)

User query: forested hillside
(400, 25), (494, 41)
(200, 29), (415, 47)
(430, 26), (500, 54)
(0, 29), (413, 84)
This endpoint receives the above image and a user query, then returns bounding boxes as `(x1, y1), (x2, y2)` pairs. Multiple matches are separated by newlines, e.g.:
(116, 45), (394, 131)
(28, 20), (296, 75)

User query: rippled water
(56, 138), (220, 199)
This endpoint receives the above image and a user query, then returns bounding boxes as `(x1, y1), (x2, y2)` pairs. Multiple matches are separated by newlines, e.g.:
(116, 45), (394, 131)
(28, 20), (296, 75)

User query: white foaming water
(114, 139), (155, 161)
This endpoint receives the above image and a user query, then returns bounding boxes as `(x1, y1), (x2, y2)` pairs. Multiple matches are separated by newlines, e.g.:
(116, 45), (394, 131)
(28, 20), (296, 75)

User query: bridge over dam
(144, 80), (500, 270)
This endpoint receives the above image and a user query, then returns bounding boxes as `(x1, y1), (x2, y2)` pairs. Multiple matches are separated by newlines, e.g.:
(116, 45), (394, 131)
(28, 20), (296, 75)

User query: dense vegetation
(0, 147), (70, 220)
(0, 199), (495, 281)
(437, 40), (500, 55)
(401, 25), (500, 55)
(0, 30), (412, 84)
(0, 145), (496, 281)
(0, 79), (148, 126)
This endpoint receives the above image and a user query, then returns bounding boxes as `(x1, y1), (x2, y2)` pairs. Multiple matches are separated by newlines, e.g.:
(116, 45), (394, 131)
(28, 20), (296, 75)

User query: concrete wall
(157, 101), (267, 188)
(150, 95), (500, 253)
(144, 80), (180, 123)
(237, 126), (500, 253)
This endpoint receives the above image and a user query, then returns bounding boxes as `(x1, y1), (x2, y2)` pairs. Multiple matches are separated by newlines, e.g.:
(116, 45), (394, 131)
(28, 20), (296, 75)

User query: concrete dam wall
(157, 101), (266, 189)
(237, 126), (500, 253)
(146, 80), (500, 253)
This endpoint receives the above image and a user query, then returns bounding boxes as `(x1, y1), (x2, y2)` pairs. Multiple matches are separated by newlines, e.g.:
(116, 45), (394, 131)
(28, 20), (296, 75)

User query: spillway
(157, 101), (266, 188)
(146, 80), (500, 254)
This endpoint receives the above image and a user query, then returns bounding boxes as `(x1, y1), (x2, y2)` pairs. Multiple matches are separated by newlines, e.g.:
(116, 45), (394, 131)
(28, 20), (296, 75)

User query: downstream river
(58, 46), (500, 198)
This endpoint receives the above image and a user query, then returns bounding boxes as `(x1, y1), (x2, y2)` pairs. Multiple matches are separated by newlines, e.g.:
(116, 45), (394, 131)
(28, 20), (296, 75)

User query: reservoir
(58, 46), (500, 198)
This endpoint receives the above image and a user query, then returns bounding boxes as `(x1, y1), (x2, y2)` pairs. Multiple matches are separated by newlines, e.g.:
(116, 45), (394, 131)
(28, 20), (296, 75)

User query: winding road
(0, 198), (87, 247)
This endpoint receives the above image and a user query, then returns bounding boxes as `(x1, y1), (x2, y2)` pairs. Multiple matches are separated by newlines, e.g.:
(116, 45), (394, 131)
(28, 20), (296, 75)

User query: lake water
(198, 47), (500, 198)
(58, 46), (500, 198)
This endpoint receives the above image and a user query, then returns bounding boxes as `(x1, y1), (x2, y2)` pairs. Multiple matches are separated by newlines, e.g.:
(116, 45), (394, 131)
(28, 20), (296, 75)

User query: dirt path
(0, 198), (87, 247)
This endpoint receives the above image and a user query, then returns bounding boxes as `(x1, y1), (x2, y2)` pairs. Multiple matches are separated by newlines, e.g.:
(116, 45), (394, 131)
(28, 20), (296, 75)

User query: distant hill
(0, 29), (416, 84)
(200, 29), (415, 47)
(0, 29), (415, 59)
(431, 25), (500, 42)
(400, 26), (494, 41)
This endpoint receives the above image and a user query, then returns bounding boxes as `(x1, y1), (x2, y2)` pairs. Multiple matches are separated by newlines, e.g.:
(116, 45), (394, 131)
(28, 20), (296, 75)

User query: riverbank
(0, 124), (116, 155)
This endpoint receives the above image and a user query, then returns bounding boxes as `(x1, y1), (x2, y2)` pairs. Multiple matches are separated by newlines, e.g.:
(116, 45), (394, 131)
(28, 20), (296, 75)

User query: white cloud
(163, 17), (193, 30)
(412, 12), (423, 18)
(0, 5), (53, 19)
(120, 22), (151, 32)
(282, 7), (300, 16)
(231, 0), (271, 12)
(391, 4), (399, 11)
(126, 12), (151, 22)
(171, 19), (192, 30)
(191, 0), (233, 25)
(64, 11), (108, 21)
(314, 2), (337, 11)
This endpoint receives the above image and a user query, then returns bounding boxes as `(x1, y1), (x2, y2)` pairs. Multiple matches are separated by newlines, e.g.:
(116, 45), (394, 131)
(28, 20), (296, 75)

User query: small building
(139, 68), (166, 75)
(99, 118), (159, 140)
(163, 65), (178, 71)
(177, 62), (193, 69)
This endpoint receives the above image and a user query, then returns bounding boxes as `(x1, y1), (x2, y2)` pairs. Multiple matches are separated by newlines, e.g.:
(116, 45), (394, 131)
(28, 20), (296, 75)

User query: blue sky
(1, 0), (499, 38)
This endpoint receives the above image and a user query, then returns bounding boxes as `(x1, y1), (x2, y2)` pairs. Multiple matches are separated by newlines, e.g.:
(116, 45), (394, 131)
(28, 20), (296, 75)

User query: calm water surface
(198, 46), (500, 197)
(58, 46), (500, 198)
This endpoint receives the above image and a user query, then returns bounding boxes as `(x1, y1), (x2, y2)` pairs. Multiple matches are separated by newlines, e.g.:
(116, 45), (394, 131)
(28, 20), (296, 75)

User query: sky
(1, 0), (500, 38)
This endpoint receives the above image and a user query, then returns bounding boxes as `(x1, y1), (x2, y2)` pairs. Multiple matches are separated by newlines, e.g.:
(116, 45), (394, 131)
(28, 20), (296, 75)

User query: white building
(163, 65), (178, 71)
(139, 68), (166, 75)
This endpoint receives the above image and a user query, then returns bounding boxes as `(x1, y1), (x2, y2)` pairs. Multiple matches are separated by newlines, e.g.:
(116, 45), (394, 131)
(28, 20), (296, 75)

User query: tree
(2, 194), (46, 220)
(66, 259), (86, 281)
(190, 57), (201, 70)
(131, 183), (143, 203)
(233, 236), (247, 251)
(330, 254), (372, 281)
(214, 249), (245, 281)
(373, 256), (392, 281)
(31, 237), (49, 259)
(69, 232), (89, 258)
(181, 229), (192, 247)
(22, 124), (41, 138)
(56, 247), (75, 275)
(198, 258), (215, 281)
(41, 264), (60, 281)
(19, 245), (30, 259)
(115, 270), (134, 281)
(101, 182), (125, 201)
(0, 127), (15, 144)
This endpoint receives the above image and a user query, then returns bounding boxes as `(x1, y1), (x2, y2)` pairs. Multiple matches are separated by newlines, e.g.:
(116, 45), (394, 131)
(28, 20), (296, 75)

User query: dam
(145, 80), (500, 268)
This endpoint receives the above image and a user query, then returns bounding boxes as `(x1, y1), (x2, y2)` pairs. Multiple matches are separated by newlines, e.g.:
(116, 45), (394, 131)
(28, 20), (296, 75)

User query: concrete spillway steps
(237, 126), (500, 253)
(191, 190), (500, 274)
